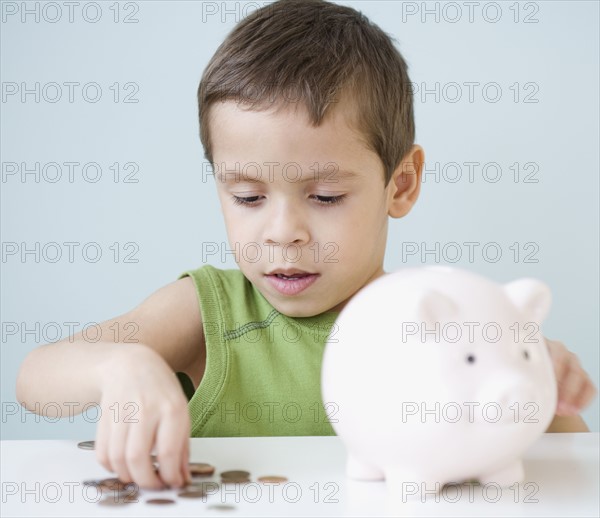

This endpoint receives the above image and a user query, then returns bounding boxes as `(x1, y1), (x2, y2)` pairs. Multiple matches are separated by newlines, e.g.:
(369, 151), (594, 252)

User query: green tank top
(177, 264), (340, 437)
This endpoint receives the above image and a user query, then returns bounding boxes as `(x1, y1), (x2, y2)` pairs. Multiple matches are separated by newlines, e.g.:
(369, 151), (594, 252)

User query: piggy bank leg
(478, 459), (525, 487)
(346, 453), (384, 481)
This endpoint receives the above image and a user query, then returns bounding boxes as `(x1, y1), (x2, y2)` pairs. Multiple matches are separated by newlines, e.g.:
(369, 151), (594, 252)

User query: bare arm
(15, 276), (205, 490)
(15, 276), (204, 416)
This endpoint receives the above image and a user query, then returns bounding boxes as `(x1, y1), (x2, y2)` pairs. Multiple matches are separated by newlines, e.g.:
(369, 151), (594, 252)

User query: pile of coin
(82, 477), (140, 506)
(77, 439), (289, 507)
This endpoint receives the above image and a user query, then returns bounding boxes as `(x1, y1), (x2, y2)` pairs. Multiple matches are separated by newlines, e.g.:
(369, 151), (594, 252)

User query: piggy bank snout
(476, 377), (539, 423)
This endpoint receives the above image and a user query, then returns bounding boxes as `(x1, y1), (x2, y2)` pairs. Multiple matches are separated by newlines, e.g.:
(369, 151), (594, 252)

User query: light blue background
(1, 0), (598, 438)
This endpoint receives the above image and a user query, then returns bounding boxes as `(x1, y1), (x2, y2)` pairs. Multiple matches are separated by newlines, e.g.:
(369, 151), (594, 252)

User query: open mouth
(273, 273), (310, 280)
(265, 272), (320, 295)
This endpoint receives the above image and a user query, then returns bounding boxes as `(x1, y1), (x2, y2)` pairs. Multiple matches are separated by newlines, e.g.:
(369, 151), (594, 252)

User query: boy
(15, 0), (596, 492)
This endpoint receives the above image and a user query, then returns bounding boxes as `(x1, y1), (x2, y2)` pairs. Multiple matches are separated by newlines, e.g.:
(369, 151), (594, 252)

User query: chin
(276, 303), (323, 318)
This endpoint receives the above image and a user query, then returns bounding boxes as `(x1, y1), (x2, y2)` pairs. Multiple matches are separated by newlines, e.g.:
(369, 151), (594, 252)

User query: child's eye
(231, 195), (262, 206)
(230, 194), (347, 207)
(312, 194), (347, 205)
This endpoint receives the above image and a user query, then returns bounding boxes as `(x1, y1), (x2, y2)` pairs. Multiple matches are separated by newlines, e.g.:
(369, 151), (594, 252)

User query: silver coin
(186, 480), (219, 492)
(77, 440), (95, 450)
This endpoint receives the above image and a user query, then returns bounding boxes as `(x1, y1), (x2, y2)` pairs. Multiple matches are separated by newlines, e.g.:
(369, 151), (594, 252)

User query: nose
(262, 199), (311, 247)
(476, 376), (538, 424)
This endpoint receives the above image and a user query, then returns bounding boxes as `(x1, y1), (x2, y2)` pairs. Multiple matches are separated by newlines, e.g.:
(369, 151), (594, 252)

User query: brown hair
(198, 0), (414, 188)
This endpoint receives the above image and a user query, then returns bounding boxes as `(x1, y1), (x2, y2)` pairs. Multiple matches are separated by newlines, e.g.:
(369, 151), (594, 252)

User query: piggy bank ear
(417, 290), (459, 328)
(503, 278), (552, 324)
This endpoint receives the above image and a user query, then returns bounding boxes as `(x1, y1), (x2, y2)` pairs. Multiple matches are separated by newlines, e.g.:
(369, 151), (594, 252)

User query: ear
(388, 144), (425, 218)
(416, 290), (459, 331)
(503, 278), (552, 324)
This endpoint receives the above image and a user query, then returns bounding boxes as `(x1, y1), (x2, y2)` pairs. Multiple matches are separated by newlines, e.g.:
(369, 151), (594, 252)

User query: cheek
(343, 201), (386, 238)
(225, 214), (250, 240)
(219, 205), (246, 242)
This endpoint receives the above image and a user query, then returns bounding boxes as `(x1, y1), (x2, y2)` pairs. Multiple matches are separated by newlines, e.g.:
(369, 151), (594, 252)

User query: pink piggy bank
(321, 266), (557, 495)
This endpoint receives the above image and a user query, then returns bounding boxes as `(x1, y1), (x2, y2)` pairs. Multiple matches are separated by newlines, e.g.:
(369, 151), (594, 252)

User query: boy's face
(209, 99), (403, 317)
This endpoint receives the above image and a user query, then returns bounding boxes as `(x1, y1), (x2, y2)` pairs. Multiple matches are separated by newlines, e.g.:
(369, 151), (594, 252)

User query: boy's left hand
(544, 337), (597, 416)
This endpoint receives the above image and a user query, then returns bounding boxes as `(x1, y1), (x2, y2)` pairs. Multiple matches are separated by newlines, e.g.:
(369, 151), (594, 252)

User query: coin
(146, 498), (175, 504)
(258, 475), (288, 483)
(77, 440), (95, 450)
(115, 487), (139, 499)
(178, 490), (206, 498)
(98, 478), (135, 492)
(98, 495), (136, 506)
(220, 470), (250, 479)
(186, 480), (219, 492)
(207, 504), (236, 511)
(189, 462), (215, 476)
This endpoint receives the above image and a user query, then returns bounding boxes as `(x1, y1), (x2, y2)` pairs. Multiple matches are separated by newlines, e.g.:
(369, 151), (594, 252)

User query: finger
(556, 363), (584, 415)
(155, 407), (188, 488)
(181, 437), (192, 490)
(95, 405), (113, 474)
(180, 411), (191, 485)
(126, 420), (165, 490)
(546, 338), (570, 382)
(108, 418), (133, 483)
(572, 378), (598, 412)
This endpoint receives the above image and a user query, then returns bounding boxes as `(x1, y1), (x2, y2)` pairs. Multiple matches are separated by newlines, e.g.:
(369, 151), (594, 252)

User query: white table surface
(1, 433), (598, 517)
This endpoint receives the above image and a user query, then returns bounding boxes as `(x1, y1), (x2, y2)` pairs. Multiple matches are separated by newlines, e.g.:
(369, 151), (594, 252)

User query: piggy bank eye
(466, 354), (476, 364)
(523, 350), (530, 360)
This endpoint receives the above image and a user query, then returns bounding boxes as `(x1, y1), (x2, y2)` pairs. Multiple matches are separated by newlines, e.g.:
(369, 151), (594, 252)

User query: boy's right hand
(95, 344), (192, 490)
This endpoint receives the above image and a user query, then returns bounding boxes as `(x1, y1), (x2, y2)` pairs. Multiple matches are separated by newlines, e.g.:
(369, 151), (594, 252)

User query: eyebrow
(215, 168), (362, 184)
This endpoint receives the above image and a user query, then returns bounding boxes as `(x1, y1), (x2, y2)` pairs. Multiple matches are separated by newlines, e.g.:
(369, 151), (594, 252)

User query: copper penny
(77, 440), (95, 450)
(189, 462), (215, 476)
(220, 470), (250, 479)
(178, 490), (206, 498)
(98, 478), (135, 492)
(258, 475), (288, 483)
(146, 498), (175, 504)
(98, 495), (137, 506)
